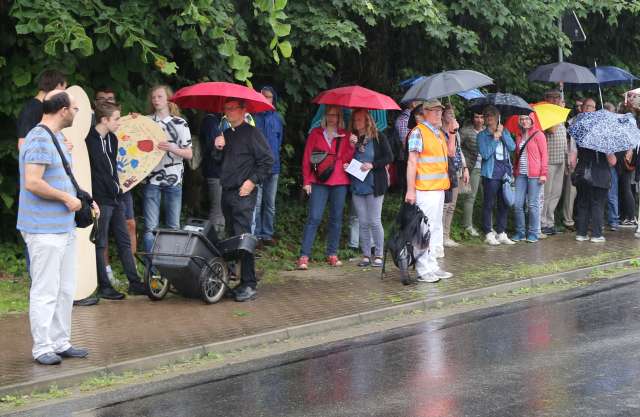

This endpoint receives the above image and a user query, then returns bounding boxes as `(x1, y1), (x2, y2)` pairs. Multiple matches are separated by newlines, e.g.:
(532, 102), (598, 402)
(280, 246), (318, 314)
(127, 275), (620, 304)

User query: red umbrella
(312, 85), (400, 110)
(170, 82), (275, 113)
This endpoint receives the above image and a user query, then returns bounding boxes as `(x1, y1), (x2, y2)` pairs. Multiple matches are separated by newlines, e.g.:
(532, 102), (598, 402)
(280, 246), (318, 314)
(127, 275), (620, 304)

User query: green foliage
(2, 0), (640, 252)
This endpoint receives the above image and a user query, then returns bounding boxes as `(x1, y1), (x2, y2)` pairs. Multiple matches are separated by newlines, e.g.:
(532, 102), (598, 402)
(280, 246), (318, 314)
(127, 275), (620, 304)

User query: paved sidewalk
(1, 229), (640, 392)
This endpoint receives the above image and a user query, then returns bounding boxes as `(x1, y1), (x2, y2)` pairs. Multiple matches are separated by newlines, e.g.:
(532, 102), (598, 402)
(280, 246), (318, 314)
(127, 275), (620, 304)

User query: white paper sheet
(346, 159), (370, 182)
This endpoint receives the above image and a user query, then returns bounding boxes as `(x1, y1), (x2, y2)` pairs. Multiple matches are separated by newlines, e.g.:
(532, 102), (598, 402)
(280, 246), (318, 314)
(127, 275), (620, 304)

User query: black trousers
(95, 203), (140, 290)
(221, 188), (258, 289)
(575, 183), (608, 238)
(619, 170), (636, 221)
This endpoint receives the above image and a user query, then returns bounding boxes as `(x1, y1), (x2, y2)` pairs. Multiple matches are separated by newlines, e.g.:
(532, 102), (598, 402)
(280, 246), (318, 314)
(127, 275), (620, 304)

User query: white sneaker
(416, 273), (441, 283)
(485, 232), (500, 246)
(443, 238), (460, 248)
(466, 227), (480, 237)
(575, 235), (589, 242)
(497, 232), (515, 245)
(433, 269), (453, 279)
(590, 236), (606, 243)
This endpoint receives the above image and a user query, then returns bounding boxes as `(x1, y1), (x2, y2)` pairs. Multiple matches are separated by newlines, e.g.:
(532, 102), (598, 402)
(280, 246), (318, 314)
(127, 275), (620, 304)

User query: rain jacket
(513, 129), (548, 178)
(302, 127), (355, 186)
(254, 86), (284, 174)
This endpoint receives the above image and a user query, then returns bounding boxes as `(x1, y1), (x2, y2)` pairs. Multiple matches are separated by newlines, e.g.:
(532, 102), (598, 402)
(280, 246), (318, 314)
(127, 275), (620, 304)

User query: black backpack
(382, 203), (430, 285)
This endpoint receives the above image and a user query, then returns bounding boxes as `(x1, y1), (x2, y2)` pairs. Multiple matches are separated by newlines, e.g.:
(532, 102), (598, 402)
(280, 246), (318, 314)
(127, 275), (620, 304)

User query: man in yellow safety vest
(405, 99), (453, 283)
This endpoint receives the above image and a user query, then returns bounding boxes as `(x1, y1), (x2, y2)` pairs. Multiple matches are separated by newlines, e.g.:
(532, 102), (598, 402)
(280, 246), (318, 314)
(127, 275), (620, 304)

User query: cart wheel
(144, 266), (170, 301)
(200, 257), (228, 304)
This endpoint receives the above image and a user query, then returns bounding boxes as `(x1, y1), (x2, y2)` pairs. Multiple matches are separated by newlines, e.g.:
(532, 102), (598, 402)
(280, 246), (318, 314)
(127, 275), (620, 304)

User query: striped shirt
(17, 126), (76, 233)
(518, 141), (528, 175)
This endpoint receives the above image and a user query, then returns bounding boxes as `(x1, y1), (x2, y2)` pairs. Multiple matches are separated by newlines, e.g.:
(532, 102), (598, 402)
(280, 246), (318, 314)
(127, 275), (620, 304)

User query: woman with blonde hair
(297, 106), (356, 270)
(347, 109), (393, 267)
(142, 85), (193, 255)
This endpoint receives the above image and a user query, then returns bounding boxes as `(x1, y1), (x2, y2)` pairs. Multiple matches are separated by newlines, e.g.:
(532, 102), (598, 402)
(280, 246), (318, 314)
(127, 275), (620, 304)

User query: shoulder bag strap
(38, 124), (82, 195)
(515, 130), (539, 161)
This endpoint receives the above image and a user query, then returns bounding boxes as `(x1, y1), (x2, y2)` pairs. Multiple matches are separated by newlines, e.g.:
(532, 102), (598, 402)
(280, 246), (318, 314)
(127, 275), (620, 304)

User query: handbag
(501, 141), (516, 207)
(311, 137), (341, 182)
(40, 125), (97, 229)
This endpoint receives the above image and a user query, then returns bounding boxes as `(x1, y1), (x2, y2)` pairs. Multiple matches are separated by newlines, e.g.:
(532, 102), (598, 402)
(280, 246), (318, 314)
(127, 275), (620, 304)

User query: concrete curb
(1, 257), (637, 398)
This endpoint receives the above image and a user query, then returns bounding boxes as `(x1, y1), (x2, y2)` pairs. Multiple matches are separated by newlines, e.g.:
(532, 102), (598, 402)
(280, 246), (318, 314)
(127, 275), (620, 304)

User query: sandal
(372, 257), (383, 267)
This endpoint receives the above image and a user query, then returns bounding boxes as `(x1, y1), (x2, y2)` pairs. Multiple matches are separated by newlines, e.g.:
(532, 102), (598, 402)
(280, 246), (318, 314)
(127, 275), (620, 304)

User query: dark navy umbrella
(568, 110), (640, 154)
(528, 62), (598, 84)
(400, 70), (493, 103)
(468, 93), (533, 117)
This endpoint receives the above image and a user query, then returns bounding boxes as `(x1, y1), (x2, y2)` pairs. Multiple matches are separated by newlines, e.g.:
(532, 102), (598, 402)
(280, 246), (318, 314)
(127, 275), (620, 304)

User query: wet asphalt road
(10, 276), (640, 417)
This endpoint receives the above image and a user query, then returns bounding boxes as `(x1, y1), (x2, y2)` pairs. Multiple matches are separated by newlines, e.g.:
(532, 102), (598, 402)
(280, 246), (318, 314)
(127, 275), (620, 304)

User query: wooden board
(115, 115), (166, 192)
(61, 85), (96, 301)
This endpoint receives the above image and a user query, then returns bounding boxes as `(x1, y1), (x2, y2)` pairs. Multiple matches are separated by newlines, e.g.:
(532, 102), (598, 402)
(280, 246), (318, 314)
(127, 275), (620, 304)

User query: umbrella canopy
(170, 82), (275, 113)
(312, 85), (400, 110)
(504, 102), (571, 134)
(567, 110), (640, 154)
(399, 76), (486, 100)
(457, 89), (485, 100)
(592, 66), (638, 87)
(401, 70), (493, 103)
(468, 93), (533, 117)
(565, 66), (639, 90)
(531, 102), (571, 130)
(528, 62), (598, 84)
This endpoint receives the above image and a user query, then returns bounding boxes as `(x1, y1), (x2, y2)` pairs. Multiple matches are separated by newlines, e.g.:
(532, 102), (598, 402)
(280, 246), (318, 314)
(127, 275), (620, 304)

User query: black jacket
(86, 127), (121, 206)
(371, 133), (394, 196)
(219, 122), (274, 189)
(575, 147), (611, 189)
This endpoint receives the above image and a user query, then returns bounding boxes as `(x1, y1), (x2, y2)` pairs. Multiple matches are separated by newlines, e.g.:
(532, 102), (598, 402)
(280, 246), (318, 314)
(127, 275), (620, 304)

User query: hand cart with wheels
(136, 218), (257, 304)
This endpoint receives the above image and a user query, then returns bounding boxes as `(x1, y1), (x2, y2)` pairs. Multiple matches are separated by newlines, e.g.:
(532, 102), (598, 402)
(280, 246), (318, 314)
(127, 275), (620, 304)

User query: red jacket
(513, 129), (548, 178)
(302, 127), (355, 186)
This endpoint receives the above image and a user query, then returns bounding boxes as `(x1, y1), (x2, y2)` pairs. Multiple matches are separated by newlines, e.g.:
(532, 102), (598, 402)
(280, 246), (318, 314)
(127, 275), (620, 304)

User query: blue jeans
(514, 175), (542, 236)
(482, 177), (508, 234)
(300, 184), (348, 258)
(252, 174), (279, 240)
(607, 166), (619, 226)
(143, 184), (183, 253)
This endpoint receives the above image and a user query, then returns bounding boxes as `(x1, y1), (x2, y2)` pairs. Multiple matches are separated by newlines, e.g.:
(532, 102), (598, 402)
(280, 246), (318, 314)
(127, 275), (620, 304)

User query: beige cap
(422, 99), (444, 110)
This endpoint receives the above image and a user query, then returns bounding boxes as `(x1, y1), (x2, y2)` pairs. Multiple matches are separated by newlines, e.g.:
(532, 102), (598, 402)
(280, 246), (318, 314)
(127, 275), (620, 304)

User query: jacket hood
(260, 85), (277, 108)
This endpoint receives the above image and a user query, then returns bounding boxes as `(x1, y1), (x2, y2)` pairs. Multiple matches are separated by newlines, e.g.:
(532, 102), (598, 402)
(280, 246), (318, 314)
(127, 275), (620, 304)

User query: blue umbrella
(399, 77), (486, 100)
(592, 66), (638, 87)
(568, 110), (640, 154)
(308, 105), (387, 133)
(565, 66), (638, 90)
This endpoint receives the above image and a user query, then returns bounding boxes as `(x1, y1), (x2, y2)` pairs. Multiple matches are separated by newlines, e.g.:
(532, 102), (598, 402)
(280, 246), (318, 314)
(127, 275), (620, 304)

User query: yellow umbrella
(532, 102), (571, 131)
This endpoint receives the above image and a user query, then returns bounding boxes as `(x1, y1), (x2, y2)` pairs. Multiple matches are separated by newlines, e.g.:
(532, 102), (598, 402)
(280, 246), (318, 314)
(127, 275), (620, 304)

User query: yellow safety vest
(413, 124), (450, 191)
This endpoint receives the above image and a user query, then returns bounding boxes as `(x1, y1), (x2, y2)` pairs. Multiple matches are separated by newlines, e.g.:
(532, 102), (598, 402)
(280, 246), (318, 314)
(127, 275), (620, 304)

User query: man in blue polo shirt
(17, 90), (96, 365)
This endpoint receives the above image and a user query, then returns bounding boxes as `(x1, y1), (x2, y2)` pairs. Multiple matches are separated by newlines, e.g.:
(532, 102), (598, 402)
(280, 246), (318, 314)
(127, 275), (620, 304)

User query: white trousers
(414, 190), (444, 276)
(22, 231), (76, 359)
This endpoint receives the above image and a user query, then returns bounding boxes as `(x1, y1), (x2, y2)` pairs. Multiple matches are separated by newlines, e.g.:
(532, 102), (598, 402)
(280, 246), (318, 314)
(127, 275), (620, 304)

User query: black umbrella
(468, 93), (533, 117)
(400, 70), (493, 103)
(528, 62), (598, 84)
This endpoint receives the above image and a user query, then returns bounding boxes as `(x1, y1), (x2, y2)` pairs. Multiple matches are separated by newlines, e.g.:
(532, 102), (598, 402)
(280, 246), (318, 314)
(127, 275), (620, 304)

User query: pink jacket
(302, 127), (355, 186)
(513, 129), (548, 178)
